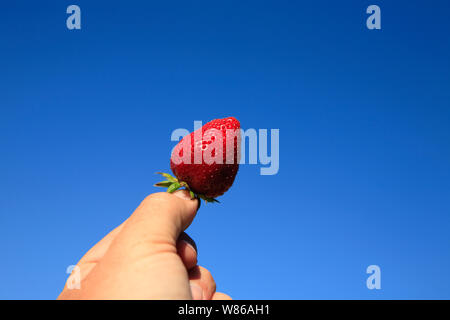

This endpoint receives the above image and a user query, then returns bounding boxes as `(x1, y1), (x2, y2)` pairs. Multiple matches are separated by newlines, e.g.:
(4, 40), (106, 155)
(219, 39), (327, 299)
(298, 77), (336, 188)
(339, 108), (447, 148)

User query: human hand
(58, 190), (231, 300)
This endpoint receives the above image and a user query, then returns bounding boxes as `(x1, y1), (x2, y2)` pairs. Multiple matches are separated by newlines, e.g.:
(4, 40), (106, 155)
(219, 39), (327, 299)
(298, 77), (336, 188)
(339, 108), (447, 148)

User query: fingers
(212, 292), (232, 300)
(188, 266), (216, 300)
(188, 266), (231, 300)
(189, 283), (204, 300)
(179, 236), (231, 301)
(176, 232), (198, 270)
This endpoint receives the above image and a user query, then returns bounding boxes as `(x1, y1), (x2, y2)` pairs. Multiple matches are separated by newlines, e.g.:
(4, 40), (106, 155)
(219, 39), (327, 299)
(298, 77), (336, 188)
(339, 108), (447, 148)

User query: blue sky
(1, 0), (449, 299)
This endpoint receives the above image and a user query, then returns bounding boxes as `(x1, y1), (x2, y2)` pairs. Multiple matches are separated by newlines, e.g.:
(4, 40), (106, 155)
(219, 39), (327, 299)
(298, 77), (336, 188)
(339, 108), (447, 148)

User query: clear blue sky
(1, 0), (449, 299)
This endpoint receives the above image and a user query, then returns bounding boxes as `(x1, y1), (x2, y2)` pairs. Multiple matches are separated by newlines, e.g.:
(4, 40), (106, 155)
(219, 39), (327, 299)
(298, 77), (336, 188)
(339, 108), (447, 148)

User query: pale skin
(58, 190), (231, 300)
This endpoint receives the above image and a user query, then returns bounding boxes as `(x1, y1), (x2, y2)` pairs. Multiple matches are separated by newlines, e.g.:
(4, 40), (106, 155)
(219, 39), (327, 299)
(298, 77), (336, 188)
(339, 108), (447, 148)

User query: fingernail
(180, 235), (198, 253)
(174, 190), (200, 211)
(190, 283), (203, 300)
(174, 190), (192, 200)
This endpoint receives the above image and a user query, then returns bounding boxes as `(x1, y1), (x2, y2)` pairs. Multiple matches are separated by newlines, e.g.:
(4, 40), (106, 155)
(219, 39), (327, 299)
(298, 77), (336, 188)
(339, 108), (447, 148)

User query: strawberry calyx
(154, 172), (220, 203)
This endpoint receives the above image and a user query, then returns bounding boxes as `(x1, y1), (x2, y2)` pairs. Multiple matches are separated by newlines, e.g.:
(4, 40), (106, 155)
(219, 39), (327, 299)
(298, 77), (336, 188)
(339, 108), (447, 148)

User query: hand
(58, 190), (231, 300)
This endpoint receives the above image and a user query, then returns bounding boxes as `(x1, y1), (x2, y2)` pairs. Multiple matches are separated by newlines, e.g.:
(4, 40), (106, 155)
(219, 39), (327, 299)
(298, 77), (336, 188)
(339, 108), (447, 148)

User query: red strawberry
(155, 117), (241, 203)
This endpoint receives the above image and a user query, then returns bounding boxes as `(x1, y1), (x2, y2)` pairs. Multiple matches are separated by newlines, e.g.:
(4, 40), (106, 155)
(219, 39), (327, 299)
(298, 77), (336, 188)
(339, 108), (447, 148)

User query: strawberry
(155, 117), (241, 203)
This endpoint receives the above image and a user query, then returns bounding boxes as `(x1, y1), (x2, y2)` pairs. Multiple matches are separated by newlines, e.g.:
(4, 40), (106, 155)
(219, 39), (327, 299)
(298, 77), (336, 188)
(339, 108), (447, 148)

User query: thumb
(115, 190), (200, 251)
